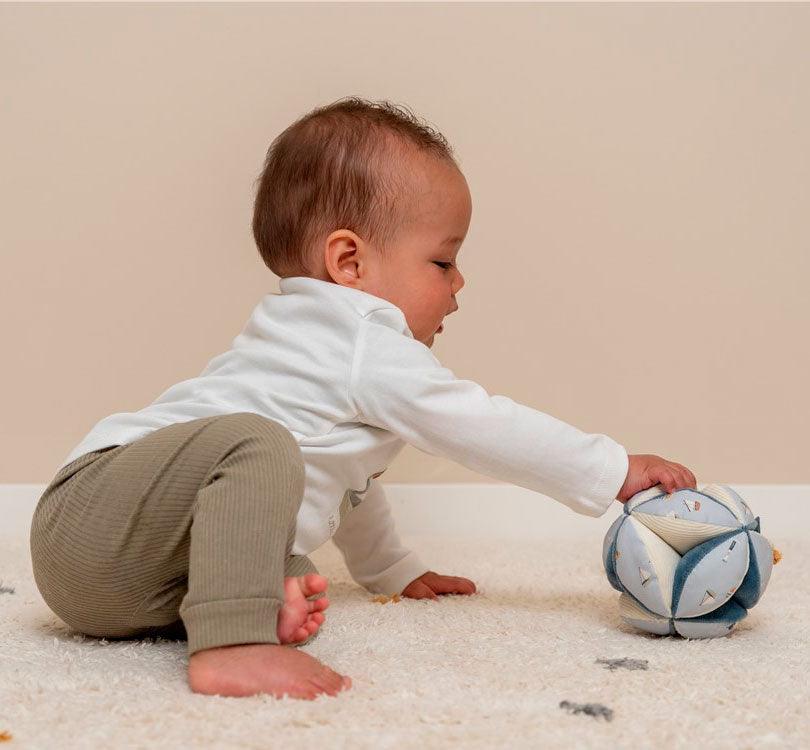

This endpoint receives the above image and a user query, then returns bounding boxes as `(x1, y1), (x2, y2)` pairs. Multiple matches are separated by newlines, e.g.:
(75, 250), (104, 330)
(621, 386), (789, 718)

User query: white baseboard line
(1, 483), (807, 542)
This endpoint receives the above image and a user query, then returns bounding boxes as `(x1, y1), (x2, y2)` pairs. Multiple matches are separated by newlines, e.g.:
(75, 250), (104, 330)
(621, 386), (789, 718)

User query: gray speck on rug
(596, 657), (649, 671)
(0, 581), (15, 595)
(559, 701), (614, 721)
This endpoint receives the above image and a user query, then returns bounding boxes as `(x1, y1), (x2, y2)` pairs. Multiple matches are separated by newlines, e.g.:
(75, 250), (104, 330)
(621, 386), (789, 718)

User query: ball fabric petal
(671, 529), (749, 618)
(700, 484), (757, 525)
(618, 592), (673, 636)
(631, 512), (734, 554)
(673, 598), (748, 639)
(733, 530), (774, 609)
(615, 516), (681, 618)
(631, 488), (740, 528)
(602, 514), (626, 592)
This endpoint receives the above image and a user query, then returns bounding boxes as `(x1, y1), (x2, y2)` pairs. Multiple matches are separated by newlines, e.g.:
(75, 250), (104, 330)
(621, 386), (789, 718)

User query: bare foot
(188, 642), (352, 699)
(277, 573), (329, 645)
(187, 574), (350, 699)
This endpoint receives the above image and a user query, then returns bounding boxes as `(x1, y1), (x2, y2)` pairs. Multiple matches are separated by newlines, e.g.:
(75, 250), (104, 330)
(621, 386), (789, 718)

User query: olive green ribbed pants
(30, 412), (320, 656)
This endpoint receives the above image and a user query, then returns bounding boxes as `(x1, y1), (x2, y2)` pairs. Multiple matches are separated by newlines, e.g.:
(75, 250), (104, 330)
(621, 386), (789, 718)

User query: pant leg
(30, 412), (316, 655)
(117, 553), (323, 647)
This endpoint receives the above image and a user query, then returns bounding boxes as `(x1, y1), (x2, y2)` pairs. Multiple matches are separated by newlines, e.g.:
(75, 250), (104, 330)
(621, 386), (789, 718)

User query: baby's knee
(216, 412), (298, 448)
(212, 413), (304, 471)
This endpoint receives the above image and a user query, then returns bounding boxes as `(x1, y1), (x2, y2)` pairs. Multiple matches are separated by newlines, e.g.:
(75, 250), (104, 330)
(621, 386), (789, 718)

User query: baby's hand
(616, 454), (697, 503)
(401, 571), (477, 600)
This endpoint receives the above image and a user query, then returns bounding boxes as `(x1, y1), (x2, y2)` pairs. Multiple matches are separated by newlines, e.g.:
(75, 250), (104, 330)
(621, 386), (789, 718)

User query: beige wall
(2, 2), (808, 483)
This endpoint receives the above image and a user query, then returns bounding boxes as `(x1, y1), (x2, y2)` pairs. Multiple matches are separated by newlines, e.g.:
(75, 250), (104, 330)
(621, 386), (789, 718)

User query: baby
(30, 97), (697, 701)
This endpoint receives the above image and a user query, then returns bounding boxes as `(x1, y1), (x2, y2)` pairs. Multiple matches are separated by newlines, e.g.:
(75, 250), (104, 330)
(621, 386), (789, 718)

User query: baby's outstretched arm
(616, 453), (697, 502)
(351, 317), (629, 517)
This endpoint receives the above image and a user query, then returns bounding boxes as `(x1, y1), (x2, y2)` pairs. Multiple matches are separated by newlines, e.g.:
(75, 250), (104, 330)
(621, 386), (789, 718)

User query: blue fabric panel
(672, 529), (749, 618)
(734, 556), (760, 609)
(733, 530), (773, 609)
(673, 598), (748, 639)
(682, 596), (748, 625)
(602, 514), (625, 592)
(671, 529), (743, 616)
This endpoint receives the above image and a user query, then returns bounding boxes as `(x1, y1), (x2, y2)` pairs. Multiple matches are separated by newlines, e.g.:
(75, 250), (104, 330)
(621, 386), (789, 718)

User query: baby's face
(321, 152), (471, 348)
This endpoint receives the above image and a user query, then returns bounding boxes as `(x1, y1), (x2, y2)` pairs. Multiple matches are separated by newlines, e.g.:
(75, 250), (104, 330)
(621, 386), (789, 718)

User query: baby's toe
(307, 596), (329, 613)
(299, 574), (328, 598)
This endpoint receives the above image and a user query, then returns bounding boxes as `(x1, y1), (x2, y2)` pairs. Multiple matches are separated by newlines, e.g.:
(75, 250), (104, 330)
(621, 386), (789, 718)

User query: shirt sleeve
(330, 477), (430, 595)
(349, 317), (629, 518)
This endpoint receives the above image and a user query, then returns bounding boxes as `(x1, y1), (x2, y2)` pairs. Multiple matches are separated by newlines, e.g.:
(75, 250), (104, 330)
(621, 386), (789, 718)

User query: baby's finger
(669, 462), (695, 488)
(664, 466), (684, 490)
(430, 578), (458, 594)
(674, 464), (695, 490)
(684, 468), (697, 489)
(440, 577), (476, 595)
(684, 466), (698, 487)
(409, 581), (438, 600)
(656, 468), (679, 493)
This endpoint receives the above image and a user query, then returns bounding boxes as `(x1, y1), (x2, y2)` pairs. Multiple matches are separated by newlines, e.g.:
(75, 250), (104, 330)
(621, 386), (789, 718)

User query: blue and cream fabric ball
(602, 484), (779, 639)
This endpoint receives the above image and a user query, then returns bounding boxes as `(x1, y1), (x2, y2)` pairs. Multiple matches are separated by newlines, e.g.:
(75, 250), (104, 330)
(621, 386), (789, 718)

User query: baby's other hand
(616, 454), (697, 503)
(401, 571), (477, 600)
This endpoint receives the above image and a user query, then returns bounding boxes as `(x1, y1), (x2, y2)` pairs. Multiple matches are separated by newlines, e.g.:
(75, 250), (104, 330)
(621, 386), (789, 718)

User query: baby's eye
(433, 261), (454, 270)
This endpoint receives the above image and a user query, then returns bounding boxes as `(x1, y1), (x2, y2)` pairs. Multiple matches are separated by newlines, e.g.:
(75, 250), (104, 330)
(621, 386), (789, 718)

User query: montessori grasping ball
(602, 484), (781, 639)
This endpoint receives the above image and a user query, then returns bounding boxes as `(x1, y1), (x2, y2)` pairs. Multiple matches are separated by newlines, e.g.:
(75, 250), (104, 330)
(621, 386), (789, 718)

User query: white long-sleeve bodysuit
(58, 276), (630, 594)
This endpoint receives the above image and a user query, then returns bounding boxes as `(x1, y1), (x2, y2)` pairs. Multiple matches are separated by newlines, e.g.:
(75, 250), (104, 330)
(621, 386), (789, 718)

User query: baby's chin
(419, 326), (442, 347)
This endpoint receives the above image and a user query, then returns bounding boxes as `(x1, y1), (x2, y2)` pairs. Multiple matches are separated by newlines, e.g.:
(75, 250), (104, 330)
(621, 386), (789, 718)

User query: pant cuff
(181, 597), (283, 655)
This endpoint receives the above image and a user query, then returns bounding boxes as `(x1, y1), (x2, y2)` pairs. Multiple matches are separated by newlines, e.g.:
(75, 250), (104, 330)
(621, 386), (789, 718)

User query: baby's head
(252, 97), (471, 348)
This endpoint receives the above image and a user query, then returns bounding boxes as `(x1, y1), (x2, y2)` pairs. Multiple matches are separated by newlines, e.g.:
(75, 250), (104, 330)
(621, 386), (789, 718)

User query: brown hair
(251, 96), (459, 278)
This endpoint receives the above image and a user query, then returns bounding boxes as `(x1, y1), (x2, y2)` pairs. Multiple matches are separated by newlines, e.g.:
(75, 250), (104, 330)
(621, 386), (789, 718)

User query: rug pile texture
(1, 529), (806, 749)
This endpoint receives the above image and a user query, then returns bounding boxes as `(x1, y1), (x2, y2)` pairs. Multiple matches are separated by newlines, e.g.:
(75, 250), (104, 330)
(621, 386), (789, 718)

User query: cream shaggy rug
(1, 528), (807, 749)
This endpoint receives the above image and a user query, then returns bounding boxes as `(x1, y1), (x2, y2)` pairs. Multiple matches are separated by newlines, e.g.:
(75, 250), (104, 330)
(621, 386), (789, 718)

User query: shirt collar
(278, 276), (411, 335)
